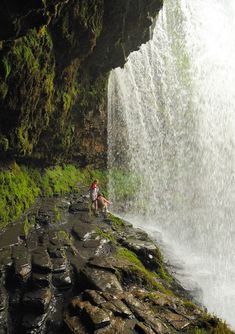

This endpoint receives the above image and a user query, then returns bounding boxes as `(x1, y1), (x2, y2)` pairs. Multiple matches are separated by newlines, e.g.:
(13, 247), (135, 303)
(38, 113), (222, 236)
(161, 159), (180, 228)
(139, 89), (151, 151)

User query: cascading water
(108, 0), (235, 328)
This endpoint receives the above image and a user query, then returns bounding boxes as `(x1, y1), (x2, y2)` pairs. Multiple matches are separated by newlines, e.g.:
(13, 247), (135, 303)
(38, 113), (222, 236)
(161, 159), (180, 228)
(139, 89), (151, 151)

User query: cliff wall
(0, 0), (162, 167)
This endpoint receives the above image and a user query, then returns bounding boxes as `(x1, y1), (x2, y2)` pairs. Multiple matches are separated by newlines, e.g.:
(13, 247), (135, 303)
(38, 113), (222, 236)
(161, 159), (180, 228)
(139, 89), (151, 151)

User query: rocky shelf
(0, 193), (233, 334)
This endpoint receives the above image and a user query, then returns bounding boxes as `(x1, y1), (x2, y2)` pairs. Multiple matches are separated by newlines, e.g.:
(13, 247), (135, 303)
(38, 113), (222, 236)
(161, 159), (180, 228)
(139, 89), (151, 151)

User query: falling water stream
(108, 0), (235, 328)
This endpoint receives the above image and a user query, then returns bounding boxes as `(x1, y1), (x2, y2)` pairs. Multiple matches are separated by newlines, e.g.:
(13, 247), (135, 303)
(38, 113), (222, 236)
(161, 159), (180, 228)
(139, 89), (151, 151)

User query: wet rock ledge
(0, 193), (233, 334)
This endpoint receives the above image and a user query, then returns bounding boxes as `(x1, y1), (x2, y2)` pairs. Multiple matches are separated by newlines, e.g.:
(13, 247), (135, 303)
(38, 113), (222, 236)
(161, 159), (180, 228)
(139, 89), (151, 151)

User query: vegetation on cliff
(0, 163), (107, 228)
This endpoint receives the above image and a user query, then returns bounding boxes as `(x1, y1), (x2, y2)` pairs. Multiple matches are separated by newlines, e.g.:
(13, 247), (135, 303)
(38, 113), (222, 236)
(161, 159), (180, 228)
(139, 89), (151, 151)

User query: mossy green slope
(0, 163), (107, 228)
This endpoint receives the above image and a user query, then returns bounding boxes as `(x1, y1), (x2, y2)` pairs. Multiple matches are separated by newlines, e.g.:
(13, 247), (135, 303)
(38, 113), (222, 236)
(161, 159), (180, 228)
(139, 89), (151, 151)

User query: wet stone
(124, 295), (169, 334)
(83, 239), (101, 249)
(69, 296), (85, 315)
(0, 249), (12, 270)
(122, 239), (161, 271)
(0, 249), (12, 285)
(0, 288), (8, 312)
(26, 232), (38, 251)
(22, 312), (48, 333)
(31, 272), (51, 288)
(134, 322), (156, 334)
(102, 300), (133, 319)
(81, 302), (111, 330)
(126, 229), (149, 241)
(81, 267), (123, 293)
(36, 211), (52, 226)
(51, 256), (67, 273)
(94, 318), (128, 334)
(94, 318), (138, 334)
(72, 224), (94, 241)
(69, 202), (89, 213)
(9, 289), (22, 308)
(83, 290), (107, 306)
(22, 288), (52, 314)
(48, 246), (64, 259)
(88, 256), (119, 273)
(49, 231), (59, 245)
(52, 269), (71, 289)
(160, 310), (190, 330)
(13, 255), (31, 284)
(32, 248), (52, 273)
(0, 288), (8, 333)
(64, 312), (87, 334)
(122, 239), (157, 252)
(0, 326), (7, 334)
(0, 222), (24, 250)
(72, 298), (112, 330)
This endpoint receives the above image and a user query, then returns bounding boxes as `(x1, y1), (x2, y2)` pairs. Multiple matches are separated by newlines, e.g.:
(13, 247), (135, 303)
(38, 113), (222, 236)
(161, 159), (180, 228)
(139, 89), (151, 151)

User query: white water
(108, 0), (235, 329)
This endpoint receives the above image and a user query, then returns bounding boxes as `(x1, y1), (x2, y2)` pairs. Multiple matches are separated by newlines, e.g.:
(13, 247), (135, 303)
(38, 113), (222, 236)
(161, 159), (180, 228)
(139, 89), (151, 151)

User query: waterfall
(108, 0), (235, 328)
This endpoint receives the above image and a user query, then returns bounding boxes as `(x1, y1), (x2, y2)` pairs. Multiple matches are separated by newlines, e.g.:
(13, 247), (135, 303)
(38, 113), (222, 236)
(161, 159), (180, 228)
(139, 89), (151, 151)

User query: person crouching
(97, 193), (111, 215)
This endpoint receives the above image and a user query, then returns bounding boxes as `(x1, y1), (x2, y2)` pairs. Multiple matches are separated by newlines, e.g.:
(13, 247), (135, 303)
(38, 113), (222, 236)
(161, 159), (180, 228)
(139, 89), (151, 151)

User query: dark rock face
(0, 193), (231, 334)
(0, 0), (162, 167)
(0, 0), (69, 41)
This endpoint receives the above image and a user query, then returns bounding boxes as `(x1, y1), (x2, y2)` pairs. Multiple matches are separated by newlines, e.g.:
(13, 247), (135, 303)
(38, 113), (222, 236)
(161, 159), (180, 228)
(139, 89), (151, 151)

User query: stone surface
(12, 247), (31, 284)
(80, 267), (123, 293)
(160, 310), (190, 330)
(64, 312), (87, 334)
(72, 224), (95, 241)
(83, 302), (111, 330)
(69, 203), (89, 213)
(21, 312), (48, 333)
(22, 288), (52, 314)
(0, 223), (23, 250)
(31, 272), (51, 288)
(51, 257), (67, 273)
(32, 248), (52, 273)
(52, 269), (72, 289)
(102, 300), (133, 319)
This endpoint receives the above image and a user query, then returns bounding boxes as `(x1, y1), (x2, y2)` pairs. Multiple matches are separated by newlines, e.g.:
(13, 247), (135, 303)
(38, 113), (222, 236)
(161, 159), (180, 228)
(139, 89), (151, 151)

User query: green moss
(58, 230), (72, 246)
(23, 215), (35, 237)
(0, 163), (40, 228)
(54, 206), (62, 222)
(117, 247), (144, 267)
(108, 213), (126, 230)
(40, 164), (92, 196)
(95, 227), (116, 242)
(2, 57), (11, 79)
(0, 137), (9, 152)
(23, 217), (30, 237)
(116, 247), (173, 295)
(193, 321), (234, 334)
(0, 79), (8, 99)
(212, 322), (234, 334)
(0, 27), (55, 156)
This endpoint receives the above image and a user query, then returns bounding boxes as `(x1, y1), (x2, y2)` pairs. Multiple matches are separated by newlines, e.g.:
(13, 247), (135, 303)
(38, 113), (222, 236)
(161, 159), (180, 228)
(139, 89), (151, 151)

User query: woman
(89, 180), (99, 211)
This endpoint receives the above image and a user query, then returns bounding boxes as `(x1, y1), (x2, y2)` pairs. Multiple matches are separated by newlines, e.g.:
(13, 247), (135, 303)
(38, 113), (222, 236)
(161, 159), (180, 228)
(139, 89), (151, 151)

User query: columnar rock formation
(0, 192), (229, 334)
